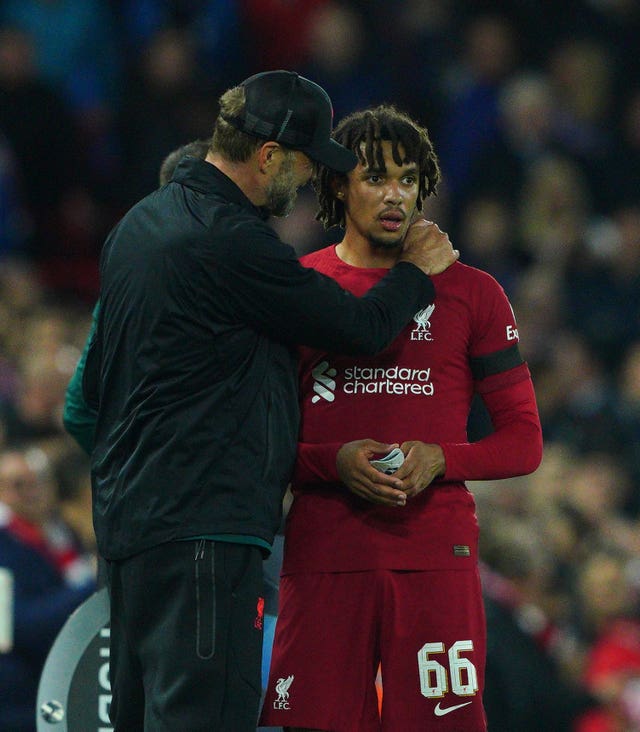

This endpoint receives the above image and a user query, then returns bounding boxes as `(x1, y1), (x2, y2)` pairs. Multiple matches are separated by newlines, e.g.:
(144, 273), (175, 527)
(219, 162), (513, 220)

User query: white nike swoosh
(434, 701), (473, 716)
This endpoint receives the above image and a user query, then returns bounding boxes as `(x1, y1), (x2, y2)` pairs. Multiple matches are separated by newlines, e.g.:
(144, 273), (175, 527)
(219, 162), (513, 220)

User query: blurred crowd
(0, 1), (639, 730)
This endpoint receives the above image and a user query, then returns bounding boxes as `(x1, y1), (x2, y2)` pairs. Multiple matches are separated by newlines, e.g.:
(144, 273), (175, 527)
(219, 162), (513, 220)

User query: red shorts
(259, 568), (487, 731)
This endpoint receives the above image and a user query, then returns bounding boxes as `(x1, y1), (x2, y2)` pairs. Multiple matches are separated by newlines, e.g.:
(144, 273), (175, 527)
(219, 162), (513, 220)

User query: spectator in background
(546, 37), (615, 205)
(480, 517), (595, 730)
(517, 154), (591, 270)
(508, 263), (566, 375)
(300, 2), (392, 120)
(536, 332), (624, 458)
(564, 203), (640, 372)
(438, 13), (518, 217)
(574, 548), (640, 732)
(0, 27), (85, 260)
(116, 27), (217, 204)
(615, 341), (640, 487)
(51, 445), (96, 558)
(604, 87), (640, 211)
(456, 193), (527, 297)
(0, 133), (28, 258)
(0, 306), (79, 447)
(117, 0), (244, 84)
(0, 444), (96, 732)
(0, 0), (121, 114)
(240, 0), (326, 71)
(366, 0), (455, 127)
(461, 72), (561, 215)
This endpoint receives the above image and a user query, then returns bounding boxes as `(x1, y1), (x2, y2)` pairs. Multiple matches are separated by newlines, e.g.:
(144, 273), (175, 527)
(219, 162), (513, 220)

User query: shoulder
(435, 261), (508, 298)
(215, 206), (278, 243)
(300, 245), (335, 268)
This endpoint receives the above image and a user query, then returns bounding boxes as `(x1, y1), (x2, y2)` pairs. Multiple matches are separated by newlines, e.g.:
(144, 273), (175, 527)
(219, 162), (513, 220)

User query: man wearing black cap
(84, 70), (458, 731)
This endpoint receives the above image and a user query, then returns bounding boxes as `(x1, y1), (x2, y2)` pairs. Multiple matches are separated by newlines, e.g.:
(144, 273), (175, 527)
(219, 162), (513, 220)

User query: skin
(332, 141), (449, 509)
(0, 451), (56, 527)
(206, 140), (459, 276)
(207, 143), (313, 218)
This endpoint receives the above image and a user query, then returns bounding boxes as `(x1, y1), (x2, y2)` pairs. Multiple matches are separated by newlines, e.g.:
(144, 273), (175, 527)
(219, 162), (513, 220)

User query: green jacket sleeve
(63, 302), (99, 455)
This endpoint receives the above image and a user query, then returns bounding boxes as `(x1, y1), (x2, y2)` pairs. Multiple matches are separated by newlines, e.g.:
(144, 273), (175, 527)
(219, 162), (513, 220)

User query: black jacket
(86, 157), (435, 560)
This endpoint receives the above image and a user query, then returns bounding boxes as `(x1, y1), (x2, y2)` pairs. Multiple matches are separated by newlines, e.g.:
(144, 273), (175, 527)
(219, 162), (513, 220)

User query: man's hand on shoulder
(398, 219), (459, 275)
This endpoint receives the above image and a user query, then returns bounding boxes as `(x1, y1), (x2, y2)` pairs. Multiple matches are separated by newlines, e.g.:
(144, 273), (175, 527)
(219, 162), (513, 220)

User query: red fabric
(6, 513), (81, 580)
(575, 619), (640, 732)
(441, 373), (542, 481)
(584, 620), (640, 687)
(262, 569), (487, 731)
(283, 248), (541, 574)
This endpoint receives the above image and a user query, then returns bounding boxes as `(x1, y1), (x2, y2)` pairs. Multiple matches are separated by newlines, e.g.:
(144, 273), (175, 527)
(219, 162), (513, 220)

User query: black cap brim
(302, 138), (357, 173)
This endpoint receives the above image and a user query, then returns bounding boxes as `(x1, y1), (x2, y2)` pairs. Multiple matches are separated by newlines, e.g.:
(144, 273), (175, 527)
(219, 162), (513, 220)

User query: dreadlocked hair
(315, 105), (441, 229)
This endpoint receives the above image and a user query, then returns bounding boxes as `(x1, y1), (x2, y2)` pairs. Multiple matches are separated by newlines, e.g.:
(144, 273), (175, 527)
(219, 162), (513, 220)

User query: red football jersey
(282, 246), (541, 574)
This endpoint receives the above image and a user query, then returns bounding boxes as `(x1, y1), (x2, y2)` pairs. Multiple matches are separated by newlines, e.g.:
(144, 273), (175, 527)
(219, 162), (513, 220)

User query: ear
(332, 179), (346, 200)
(257, 142), (280, 174)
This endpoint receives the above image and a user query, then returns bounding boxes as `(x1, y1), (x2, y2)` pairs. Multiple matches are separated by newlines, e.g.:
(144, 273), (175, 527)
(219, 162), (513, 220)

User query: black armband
(469, 343), (523, 380)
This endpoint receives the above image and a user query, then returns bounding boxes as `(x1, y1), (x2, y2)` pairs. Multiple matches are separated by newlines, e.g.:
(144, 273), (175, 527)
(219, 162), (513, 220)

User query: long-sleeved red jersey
(283, 247), (542, 574)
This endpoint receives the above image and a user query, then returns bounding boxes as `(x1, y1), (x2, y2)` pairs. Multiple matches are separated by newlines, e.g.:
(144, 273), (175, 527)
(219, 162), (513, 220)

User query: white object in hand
(369, 447), (405, 475)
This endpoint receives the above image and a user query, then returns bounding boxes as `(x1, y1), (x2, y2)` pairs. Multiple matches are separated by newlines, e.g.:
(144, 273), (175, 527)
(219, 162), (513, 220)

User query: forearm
(441, 377), (542, 481)
(292, 441), (342, 486)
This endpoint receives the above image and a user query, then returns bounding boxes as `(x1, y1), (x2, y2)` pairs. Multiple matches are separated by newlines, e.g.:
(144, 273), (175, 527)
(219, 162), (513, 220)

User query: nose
(383, 182), (402, 204)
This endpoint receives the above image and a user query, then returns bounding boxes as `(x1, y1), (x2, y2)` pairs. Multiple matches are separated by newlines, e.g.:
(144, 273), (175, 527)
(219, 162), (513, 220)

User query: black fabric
(106, 540), (264, 732)
(88, 156), (435, 560)
(220, 70), (357, 172)
(483, 595), (595, 731)
(469, 343), (523, 381)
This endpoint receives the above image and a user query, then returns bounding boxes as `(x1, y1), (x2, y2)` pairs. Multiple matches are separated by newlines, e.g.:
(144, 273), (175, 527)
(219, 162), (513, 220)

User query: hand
(398, 219), (459, 275)
(393, 441), (446, 499)
(336, 439), (408, 507)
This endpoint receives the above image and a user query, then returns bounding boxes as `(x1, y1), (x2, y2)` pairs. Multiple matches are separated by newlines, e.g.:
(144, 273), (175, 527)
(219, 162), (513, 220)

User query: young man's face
(339, 140), (419, 250)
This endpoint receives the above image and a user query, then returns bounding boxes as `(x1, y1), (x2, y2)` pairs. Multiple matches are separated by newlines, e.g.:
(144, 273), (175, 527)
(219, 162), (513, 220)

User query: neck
(335, 234), (400, 269)
(206, 152), (266, 208)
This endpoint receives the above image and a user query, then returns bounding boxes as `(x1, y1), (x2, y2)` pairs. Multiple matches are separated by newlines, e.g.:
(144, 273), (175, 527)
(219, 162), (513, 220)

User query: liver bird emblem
(413, 304), (435, 331)
(275, 675), (294, 702)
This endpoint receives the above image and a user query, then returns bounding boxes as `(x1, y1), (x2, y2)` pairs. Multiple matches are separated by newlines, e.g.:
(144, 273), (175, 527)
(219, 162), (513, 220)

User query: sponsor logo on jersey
(506, 324), (519, 341)
(273, 675), (294, 710)
(507, 303), (519, 341)
(310, 361), (435, 404)
(411, 303), (435, 341)
(311, 361), (337, 403)
(434, 701), (472, 717)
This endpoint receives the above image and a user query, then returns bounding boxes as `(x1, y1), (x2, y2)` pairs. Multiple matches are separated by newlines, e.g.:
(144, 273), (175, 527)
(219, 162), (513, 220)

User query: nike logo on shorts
(434, 701), (473, 716)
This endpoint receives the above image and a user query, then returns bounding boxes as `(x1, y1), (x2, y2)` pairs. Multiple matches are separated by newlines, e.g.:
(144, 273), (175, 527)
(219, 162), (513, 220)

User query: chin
(369, 236), (403, 251)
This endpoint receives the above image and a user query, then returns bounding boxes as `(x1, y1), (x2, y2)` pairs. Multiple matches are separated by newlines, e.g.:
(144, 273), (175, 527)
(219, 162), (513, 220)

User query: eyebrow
(362, 164), (419, 175)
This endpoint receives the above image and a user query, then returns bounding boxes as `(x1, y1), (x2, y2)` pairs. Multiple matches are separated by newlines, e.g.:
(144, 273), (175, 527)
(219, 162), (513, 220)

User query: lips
(379, 210), (404, 232)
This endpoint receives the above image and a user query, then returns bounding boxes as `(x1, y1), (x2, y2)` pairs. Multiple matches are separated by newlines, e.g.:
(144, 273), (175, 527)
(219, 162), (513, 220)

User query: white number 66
(417, 640), (478, 698)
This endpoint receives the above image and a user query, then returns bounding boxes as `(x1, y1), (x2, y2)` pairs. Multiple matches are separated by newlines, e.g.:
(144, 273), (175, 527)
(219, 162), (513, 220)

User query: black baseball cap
(220, 70), (357, 173)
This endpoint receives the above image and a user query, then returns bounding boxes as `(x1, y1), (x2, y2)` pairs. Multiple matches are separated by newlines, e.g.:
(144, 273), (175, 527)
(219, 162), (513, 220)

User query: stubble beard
(368, 234), (404, 251)
(265, 156), (298, 218)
